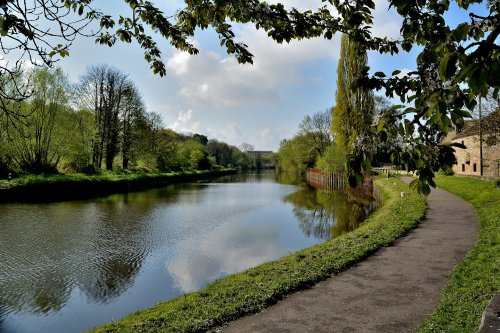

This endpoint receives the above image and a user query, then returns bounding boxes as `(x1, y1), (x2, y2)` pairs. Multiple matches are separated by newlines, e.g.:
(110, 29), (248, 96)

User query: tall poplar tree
(332, 34), (375, 151)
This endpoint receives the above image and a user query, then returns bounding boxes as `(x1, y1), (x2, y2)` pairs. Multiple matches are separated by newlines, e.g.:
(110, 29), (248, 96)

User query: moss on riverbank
(420, 176), (500, 333)
(0, 169), (236, 202)
(89, 177), (426, 333)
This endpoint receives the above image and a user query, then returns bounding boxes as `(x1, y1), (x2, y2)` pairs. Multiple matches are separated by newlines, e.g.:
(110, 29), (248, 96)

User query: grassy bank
(0, 168), (237, 202)
(89, 177), (426, 333)
(420, 176), (500, 333)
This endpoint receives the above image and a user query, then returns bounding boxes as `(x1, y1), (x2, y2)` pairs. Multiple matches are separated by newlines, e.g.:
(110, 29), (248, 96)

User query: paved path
(222, 180), (479, 333)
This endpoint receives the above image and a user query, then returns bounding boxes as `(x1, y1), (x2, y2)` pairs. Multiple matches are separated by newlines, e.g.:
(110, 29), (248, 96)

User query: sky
(17, 0), (488, 151)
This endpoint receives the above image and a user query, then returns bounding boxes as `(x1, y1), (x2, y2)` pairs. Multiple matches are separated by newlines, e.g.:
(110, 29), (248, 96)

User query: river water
(0, 171), (376, 333)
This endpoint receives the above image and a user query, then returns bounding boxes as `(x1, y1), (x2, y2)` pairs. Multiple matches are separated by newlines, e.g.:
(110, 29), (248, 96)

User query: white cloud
(167, 51), (191, 75)
(170, 109), (200, 133)
(157, 0), (403, 150)
(372, 0), (403, 39)
(166, 222), (284, 292)
(165, 25), (341, 110)
(167, 109), (283, 150)
(177, 109), (192, 123)
(395, 68), (417, 78)
(161, 0), (401, 112)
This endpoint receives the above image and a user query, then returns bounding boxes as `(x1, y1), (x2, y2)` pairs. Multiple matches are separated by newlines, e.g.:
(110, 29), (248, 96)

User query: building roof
(452, 110), (500, 140)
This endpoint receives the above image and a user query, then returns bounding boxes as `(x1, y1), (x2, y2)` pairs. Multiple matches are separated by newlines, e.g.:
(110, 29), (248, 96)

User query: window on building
(473, 163), (477, 172)
(462, 164), (465, 172)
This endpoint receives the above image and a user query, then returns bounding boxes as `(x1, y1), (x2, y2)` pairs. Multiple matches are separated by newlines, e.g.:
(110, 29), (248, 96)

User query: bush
(439, 166), (454, 176)
(0, 156), (12, 179)
(316, 143), (347, 174)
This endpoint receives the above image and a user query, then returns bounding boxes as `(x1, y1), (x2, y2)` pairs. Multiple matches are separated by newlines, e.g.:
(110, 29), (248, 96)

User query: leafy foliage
(277, 135), (316, 174)
(298, 108), (332, 157)
(0, 65), (257, 177)
(1, 0), (498, 192)
(332, 34), (375, 151)
(278, 109), (334, 174)
(5, 67), (71, 173)
(316, 142), (348, 175)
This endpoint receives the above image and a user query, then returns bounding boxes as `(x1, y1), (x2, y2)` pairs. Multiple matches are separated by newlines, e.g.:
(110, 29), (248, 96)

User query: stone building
(444, 111), (500, 178)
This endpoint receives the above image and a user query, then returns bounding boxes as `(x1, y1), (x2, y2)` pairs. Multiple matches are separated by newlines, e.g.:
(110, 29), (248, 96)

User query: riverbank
(221, 178), (478, 332)
(89, 177), (427, 333)
(420, 175), (500, 333)
(0, 168), (237, 203)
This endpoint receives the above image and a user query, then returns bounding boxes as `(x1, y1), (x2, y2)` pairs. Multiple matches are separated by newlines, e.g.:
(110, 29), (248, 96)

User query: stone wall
(452, 135), (500, 178)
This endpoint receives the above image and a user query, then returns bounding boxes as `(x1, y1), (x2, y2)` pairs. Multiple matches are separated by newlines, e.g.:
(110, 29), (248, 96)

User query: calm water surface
(0, 171), (376, 333)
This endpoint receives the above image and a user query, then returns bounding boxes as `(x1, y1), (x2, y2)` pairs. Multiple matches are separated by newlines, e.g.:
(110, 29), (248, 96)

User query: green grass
(420, 176), (500, 333)
(0, 169), (235, 189)
(0, 168), (237, 202)
(89, 177), (427, 333)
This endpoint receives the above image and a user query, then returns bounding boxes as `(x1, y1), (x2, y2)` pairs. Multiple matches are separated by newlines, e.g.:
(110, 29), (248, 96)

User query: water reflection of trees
(275, 171), (307, 186)
(284, 186), (376, 240)
(0, 185), (188, 315)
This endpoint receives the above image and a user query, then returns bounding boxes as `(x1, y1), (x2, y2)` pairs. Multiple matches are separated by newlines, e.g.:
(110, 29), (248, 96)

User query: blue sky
(47, 0), (487, 151)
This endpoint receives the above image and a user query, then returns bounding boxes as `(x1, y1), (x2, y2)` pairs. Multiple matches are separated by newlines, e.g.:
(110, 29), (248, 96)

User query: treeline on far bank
(277, 35), (396, 177)
(277, 97), (394, 177)
(0, 66), (274, 179)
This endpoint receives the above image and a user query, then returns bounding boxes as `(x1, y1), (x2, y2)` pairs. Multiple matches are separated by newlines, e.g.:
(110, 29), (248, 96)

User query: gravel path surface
(222, 179), (479, 333)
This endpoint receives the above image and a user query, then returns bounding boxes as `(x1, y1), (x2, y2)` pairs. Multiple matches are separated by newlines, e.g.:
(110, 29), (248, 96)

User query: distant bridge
(248, 151), (274, 155)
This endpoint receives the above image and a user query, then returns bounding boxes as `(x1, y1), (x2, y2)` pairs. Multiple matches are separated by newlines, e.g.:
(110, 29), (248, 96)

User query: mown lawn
(420, 175), (500, 333)
(89, 177), (427, 333)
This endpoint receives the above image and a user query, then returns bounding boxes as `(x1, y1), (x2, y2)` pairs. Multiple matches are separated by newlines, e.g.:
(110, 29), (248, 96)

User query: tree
(156, 129), (181, 172)
(9, 67), (71, 174)
(63, 108), (95, 173)
(178, 139), (211, 170)
(230, 146), (250, 169)
(316, 143), (347, 175)
(332, 34), (375, 151)
(207, 139), (232, 166)
(192, 133), (208, 146)
(277, 135), (317, 174)
(79, 65), (131, 170)
(133, 111), (164, 170)
(371, 96), (402, 166)
(121, 84), (146, 169)
(1, 0), (498, 192)
(298, 108), (333, 157)
(240, 143), (255, 154)
(474, 90), (500, 147)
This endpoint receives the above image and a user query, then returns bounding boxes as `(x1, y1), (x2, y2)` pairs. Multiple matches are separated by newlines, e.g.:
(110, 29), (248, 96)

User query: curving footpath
(222, 178), (479, 333)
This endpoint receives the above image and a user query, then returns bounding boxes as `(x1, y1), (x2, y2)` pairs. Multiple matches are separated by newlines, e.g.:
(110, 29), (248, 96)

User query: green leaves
(0, 0), (497, 196)
(49, 44), (70, 58)
(452, 23), (470, 41)
(439, 52), (458, 80)
(376, 118), (386, 133)
(469, 67), (488, 96)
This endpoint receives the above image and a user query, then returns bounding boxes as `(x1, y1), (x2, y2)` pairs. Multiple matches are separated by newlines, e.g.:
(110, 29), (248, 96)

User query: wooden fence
(305, 168), (347, 190)
(305, 168), (373, 193)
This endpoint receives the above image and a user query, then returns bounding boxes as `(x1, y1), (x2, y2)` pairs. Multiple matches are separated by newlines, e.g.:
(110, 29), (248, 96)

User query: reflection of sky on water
(166, 205), (304, 292)
(0, 171), (373, 333)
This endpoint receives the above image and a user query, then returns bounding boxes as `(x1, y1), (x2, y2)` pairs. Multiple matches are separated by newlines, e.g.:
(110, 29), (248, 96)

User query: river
(0, 171), (376, 333)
